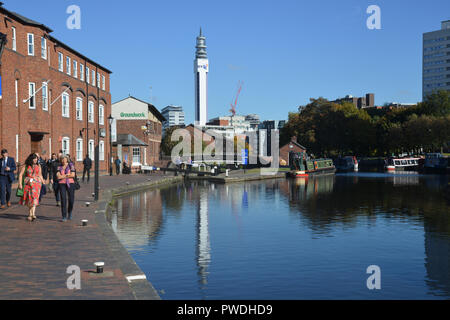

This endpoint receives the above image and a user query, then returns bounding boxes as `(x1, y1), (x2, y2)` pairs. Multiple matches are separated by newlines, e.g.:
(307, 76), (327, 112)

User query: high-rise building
(422, 20), (450, 100)
(194, 28), (209, 126)
(259, 120), (286, 157)
(245, 114), (260, 130)
(161, 105), (185, 131)
(331, 93), (375, 109)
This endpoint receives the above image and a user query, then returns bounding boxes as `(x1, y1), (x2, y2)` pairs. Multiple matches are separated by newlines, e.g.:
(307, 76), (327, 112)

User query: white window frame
(12, 27), (16, 51)
(88, 101), (94, 123)
(27, 33), (34, 56)
(132, 147), (141, 165)
(42, 82), (48, 111)
(62, 137), (70, 156)
(76, 139), (83, 162)
(88, 140), (95, 160)
(91, 70), (95, 86)
(62, 92), (70, 118)
(73, 60), (78, 78)
(28, 82), (36, 109)
(80, 64), (84, 81)
(76, 97), (83, 120)
(41, 37), (47, 59)
(58, 53), (63, 71)
(97, 72), (100, 88)
(66, 56), (71, 75)
(99, 104), (104, 125)
(86, 66), (90, 83)
(99, 141), (105, 161)
(102, 75), (105, 91)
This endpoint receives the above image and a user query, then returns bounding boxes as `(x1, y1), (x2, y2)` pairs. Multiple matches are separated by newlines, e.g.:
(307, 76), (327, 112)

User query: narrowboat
(423, 153), (450, 174)
(334, 156), (359, 173)
(288, 151), (336, 177)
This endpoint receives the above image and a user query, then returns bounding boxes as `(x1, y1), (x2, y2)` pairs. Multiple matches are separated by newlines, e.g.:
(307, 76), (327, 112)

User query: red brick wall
(116, 119), (162, 166)
(280, 140), (306, 166)
(0, 11), (112, 173)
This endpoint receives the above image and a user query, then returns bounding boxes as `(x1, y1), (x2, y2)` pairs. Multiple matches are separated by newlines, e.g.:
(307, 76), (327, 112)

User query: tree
(161, 126), (184, 156)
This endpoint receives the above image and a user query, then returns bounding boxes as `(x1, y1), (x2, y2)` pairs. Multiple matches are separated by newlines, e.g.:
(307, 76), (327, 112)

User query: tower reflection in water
(196, 189), (211, 288)
(108, 173), (450, 299)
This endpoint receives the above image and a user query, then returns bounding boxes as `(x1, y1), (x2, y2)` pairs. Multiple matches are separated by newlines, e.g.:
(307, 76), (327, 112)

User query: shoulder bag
(16, 168), (27, 198)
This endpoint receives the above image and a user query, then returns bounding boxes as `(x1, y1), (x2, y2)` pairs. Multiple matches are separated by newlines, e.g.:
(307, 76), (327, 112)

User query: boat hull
(385, 165), (420, 172)
(288, 167), (336, 178)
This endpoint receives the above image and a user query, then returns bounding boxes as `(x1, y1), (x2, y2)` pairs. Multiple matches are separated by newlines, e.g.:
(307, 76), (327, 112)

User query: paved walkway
(0, 172), (177, 300)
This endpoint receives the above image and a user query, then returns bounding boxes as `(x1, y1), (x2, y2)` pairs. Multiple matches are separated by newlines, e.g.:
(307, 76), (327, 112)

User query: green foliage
(161, 126), (183, 156)
(281, 90), (450, 157)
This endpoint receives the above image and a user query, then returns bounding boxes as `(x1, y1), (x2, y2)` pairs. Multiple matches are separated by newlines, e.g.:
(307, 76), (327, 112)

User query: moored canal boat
(385, 157), (421, 172)
(423, 153), (450, 174)
(335, 156), (359, 173)
(288, 152), (336, 177)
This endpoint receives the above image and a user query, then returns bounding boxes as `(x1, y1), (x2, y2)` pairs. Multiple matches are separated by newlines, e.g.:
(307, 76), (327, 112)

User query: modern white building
(195, 28), (209, 126)
(423, 20), (450, 100)
(161, 105), (185, 131)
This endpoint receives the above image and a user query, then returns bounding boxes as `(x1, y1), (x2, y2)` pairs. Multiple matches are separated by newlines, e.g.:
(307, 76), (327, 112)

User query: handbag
(16, 172), (26, 198)
(74, 173), (81, 190)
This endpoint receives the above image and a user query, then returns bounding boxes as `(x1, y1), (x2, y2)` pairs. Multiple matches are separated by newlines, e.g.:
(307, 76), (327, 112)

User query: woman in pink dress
(18, 154), (44, 222)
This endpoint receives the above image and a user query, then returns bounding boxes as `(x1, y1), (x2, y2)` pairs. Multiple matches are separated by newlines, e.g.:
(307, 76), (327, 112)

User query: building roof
(0, 5), (53, 32)
(290, 140), (307, 150)
(113, 134), (147, 147)
(113, 96), (166, 122)
(282, 138), (307, 151)
(0, 4), (112, 74)
(49, 36), (112, 74)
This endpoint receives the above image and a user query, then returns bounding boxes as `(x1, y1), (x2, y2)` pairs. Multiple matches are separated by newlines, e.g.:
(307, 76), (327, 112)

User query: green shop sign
(120, 112), (146, 118)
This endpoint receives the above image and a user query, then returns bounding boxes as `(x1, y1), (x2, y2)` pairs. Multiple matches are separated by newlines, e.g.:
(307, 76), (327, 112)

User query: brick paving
(0, 172), (176, 300)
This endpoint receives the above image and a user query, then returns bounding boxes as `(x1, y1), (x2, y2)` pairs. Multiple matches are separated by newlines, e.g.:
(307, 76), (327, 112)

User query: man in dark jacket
(82, 154), (92, 183)
(0, 149), (16, 209)
(114, 157), (121, 175)
(48, 153), (62, 206)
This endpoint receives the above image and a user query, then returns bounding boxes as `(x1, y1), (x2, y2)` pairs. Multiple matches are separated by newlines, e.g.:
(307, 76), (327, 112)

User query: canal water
(107, 173), (450, 300)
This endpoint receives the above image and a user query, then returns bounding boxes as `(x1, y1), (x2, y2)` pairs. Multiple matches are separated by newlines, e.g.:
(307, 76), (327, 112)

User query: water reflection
(108, 189), (164, 249)
(108, 173), (450, 299)
(196, 189), (211, 288)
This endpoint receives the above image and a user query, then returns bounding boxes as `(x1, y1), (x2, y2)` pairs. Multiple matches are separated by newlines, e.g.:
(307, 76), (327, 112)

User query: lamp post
(108, 115), (114, 176)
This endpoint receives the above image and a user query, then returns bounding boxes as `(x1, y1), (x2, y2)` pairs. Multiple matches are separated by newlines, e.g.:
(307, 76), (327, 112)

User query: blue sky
(7, 0), (450, 124)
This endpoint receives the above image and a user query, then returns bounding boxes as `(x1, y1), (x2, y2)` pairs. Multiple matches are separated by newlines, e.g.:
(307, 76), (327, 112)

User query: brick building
(331, 93), (375, 109)
(280, 136), (307, 167)
(0, 4), (112, 172)
(111, 96), (165, 169)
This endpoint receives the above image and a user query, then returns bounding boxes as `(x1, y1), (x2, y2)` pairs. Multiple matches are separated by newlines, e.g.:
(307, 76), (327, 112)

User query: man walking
(48, 153), (62, 206)
(115, 157), (121, 175)
(0, 149), (16, 209)
(82, 154), (92, 183)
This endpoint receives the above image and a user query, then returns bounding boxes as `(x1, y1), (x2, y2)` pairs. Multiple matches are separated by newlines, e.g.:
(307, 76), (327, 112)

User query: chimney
(291, 136), (297, 143)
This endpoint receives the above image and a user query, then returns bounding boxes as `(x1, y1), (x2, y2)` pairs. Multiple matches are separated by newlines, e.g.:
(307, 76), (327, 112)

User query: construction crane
(230, 81), (243, 117)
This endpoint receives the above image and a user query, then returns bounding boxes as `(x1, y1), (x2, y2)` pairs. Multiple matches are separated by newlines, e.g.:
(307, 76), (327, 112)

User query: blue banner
(241, 149), (248, 165)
